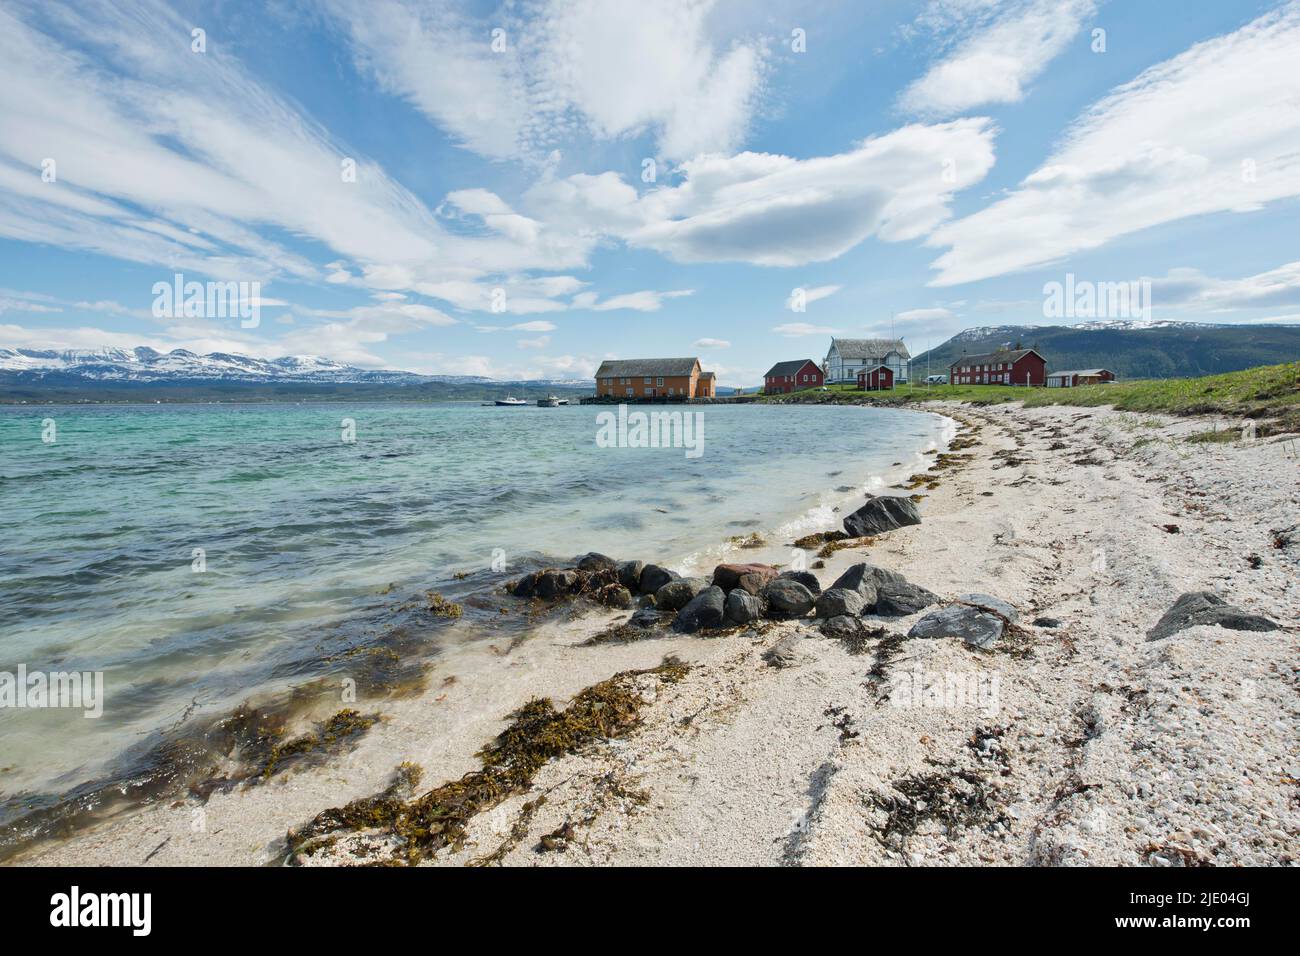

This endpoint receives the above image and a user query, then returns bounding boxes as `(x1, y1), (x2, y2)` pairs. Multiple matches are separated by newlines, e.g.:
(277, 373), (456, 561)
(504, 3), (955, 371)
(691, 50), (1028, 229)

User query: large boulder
(777, 570), (822, 596)
(535, 569), (579, 599)
(574, 552), (618, 573)
(955, 592), (1019, 623)
(908, 604), (1004, 649)
(1147, 591), (1280, 641)
(762, 578), (815, 618)
(724, 589), (764, 624)
(655, 577), (708, 612)
(843, 495), (921, 537)
(638, 564), (679, 594)
(674, 586), (727, 633)
(815, 587), (867, 619)
(616, 560), (645, 591)
(712, 562), (778, 593)
(829, 563), (902, 604)
(873, 580), (940, 616)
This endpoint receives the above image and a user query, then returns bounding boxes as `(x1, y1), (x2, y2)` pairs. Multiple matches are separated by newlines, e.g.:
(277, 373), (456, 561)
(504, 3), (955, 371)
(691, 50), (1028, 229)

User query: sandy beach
(18, 400), (1298, 867)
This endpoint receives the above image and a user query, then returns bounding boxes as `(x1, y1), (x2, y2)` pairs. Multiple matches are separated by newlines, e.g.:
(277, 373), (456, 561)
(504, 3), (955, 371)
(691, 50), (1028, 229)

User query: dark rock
(777, 570), (822, 595)
(616, 560), (645, 590)
(828, 563), (901, 605)
(629, 607), (664, 629)
(510, 571), (543, 598)
(843, 495), (921, 537)
(638, 564), (680, 594)
(821, 614), (869, 640)
(674, 586), (726, 633)
(762, 578), (815, 618)
(535, 569), (579, 599)
(815, 587), (867, 618)
(873, 580), (940, 616)
(724, 589), (764, 624)
(574, 552), (618, 573)
(595, 584), (634, 609)
(655, 576), (708, 612)
(1147, 591), (1280, 641)
(908, 604), (1005, 649)
(955, 592), (1019, 623)
(638, 593), (657, 608)
(712, 562), (777, 592)
(1033, 616), (1062, 629)
(762, 634), (802, 668)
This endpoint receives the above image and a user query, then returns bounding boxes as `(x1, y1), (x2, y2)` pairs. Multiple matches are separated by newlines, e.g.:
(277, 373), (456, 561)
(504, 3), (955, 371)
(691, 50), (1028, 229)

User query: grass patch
(760, 362), (1300, 423)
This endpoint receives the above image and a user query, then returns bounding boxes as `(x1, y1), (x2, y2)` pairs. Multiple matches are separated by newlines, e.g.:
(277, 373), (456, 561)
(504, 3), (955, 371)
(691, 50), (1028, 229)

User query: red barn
(763, 359), (823, 395)
(857, 365), (893, 390)
(949, 348), (1046, 386)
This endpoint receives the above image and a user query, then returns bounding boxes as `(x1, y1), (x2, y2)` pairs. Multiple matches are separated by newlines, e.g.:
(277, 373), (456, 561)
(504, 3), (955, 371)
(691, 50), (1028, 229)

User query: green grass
(760, 362), (1300, 433)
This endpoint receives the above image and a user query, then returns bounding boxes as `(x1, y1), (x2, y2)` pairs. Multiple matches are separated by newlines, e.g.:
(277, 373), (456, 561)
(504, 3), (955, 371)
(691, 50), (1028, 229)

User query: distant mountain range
(912, 321), (1300, 379)
(0, 347), (592, 402)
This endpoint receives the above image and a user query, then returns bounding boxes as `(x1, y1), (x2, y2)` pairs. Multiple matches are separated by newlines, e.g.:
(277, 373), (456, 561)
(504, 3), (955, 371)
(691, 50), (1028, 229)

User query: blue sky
(1, 0), (1299, 386)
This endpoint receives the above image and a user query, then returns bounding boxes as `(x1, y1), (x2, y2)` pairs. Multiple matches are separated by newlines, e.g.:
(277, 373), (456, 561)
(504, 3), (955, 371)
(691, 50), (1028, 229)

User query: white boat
(494, 395), (528, 406)
(537, 394), (562, 407)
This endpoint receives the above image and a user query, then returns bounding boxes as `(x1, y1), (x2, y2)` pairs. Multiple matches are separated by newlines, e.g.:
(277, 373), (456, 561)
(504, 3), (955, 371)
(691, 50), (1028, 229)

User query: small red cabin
(949, 348), (1046, 386)
(764, 359), (823, 395)
(857, 365), (894, 391)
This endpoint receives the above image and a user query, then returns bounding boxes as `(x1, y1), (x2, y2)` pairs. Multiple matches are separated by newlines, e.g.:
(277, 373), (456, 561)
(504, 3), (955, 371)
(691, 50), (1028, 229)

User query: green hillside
(912, 323), (1300, 379)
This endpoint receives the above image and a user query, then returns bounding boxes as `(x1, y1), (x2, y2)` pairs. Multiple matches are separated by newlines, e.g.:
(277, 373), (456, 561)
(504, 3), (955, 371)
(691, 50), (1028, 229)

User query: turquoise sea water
(0, 401), (950, 806)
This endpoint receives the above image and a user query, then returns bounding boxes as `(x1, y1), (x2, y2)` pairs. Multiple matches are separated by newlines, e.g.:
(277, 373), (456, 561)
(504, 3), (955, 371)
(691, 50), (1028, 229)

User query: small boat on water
(536, 394), (566, 407)
(494, 395), (528, 406)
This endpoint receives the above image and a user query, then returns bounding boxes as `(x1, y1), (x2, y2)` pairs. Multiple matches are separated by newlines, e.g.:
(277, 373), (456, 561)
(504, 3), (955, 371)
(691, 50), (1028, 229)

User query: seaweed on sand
(285, 657), (690, 865)
(868, 766), (1008, 853)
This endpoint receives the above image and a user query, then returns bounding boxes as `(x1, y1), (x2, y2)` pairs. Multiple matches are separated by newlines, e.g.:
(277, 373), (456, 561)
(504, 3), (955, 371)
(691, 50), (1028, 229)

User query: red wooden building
(763, 359), (823, 394)
(949, 348), (1046, 386)
(857, 365), (894, 391)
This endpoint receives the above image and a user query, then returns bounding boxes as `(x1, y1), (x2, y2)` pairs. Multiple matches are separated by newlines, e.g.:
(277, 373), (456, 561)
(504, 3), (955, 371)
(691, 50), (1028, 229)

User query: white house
(824, 338), (910, 385)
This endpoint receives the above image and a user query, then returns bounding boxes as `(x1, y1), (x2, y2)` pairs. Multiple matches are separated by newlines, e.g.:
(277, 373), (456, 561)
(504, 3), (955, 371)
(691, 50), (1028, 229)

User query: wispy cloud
(900, 0), (1095, 116)
(927, 4), (1300, 285)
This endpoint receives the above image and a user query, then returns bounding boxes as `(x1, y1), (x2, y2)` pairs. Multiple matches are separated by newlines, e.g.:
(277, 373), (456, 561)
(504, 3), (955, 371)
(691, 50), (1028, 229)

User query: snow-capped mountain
(0, 347), (589, 387)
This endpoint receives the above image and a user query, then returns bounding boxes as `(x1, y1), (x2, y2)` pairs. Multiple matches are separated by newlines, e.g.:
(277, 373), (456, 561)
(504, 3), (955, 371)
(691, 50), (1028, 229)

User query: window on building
(656, 377), (664, 386)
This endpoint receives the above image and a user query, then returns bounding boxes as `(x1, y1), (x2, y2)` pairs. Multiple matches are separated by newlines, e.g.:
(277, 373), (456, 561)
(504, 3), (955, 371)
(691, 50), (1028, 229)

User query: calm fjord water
(0, 401), (949, 798)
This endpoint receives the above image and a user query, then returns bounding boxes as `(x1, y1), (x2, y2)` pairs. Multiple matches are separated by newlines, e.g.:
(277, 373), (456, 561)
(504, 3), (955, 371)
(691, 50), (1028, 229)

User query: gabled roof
(856, 364), (890, 374)
(948, 348), (1044, 370)
(830, 338), (910, 360)
(1047, 368), (1112, 377)
(764, 359), (818, 378)
(594, 357), (701, 378)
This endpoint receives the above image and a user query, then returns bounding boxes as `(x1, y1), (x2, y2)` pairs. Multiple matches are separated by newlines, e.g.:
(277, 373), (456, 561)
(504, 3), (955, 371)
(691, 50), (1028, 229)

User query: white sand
(19, 402), (1298, 866)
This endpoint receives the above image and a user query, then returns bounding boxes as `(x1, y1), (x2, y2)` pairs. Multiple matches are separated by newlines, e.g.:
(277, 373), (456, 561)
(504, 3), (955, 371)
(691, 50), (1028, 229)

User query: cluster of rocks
(509, 546), (1039, 654)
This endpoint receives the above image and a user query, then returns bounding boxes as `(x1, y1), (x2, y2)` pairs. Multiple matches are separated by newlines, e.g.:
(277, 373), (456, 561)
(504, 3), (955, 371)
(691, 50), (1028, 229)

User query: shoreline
(11, 399), (1298, 866)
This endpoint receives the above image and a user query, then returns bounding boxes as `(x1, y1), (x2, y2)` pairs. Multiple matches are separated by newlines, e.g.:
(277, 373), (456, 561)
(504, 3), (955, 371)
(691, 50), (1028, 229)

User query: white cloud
(927, 5), (1300, 285)
(587, 289), (694, 312)
(694, 337), (730, 348)
(773, 322), (840, 336)
(786, 285), (842, 310)
(328, 0), (766, 161)
(900, 0), (1095, 116)
(527, 119), (998, 267)
(516, 336), (551, 350)
(1151, 260), (1300, 312)
(896, 307), (956, 322)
